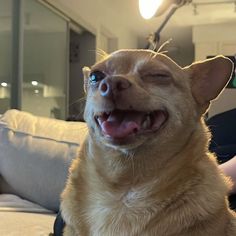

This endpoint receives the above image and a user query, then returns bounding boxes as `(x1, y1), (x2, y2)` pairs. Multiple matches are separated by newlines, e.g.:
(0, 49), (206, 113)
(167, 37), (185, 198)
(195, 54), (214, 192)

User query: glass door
(0, 0), (12, 114)
(22, 0), (69, 119)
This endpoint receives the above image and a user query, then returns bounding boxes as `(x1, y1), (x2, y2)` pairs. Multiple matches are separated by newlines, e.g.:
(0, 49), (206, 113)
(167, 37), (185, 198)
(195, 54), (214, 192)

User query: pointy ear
(184, 56), (233, 113)
(82, 66), (91, 93)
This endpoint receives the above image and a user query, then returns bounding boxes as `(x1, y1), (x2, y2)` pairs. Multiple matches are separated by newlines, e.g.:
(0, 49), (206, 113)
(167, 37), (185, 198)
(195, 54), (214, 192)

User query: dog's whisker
(130, 154), (135, 179)
(69, 96), (86, 107)
(156, 38), (172, 54)
(144, 51), (157, 64)
(95, 48), (109, 60)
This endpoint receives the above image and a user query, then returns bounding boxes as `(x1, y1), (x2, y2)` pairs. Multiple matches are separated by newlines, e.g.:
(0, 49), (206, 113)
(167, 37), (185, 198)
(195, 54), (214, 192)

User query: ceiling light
(31, 81), (38, 86)
(139, 0), (192, 19)
(1, 82), (8, 87)
(139, 0), (164, 19)
(139, 0), (192, 48)
(34, 89), (39, 94)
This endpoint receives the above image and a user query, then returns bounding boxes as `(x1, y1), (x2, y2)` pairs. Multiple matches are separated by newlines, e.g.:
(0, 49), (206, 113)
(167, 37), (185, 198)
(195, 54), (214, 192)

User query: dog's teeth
(142, 120), (148, 129)
(142, 115), (151, 129)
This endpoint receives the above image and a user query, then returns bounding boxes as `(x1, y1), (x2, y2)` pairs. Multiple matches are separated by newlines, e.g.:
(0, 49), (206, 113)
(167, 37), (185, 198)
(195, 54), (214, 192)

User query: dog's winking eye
(149, 73), (169, 79)
(89, 71), (106, 85)
(142, 73), (171, 84)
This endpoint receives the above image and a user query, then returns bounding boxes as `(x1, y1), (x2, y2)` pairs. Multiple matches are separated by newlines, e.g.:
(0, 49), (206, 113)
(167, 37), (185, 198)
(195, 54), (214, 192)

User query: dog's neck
(85, 118), (209, 188)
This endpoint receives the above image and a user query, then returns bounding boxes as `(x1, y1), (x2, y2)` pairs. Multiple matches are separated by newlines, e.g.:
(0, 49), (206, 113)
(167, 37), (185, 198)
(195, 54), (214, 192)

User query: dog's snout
(99, 77), (131, 97)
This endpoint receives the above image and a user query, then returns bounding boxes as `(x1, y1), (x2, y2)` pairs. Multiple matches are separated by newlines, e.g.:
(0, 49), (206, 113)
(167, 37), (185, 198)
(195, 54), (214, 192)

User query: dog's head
(83, 49), (232, 151)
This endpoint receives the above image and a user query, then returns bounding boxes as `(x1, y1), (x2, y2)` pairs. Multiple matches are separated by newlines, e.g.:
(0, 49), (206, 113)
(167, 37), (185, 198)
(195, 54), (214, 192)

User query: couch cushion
(0, 211), (56, 236)
(0, 194), (53, 213)
(0, 109), (88, 212)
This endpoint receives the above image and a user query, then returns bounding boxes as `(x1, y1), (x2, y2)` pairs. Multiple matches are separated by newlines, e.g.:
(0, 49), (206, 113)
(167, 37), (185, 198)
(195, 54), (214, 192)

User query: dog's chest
(85, 187), (162, 235)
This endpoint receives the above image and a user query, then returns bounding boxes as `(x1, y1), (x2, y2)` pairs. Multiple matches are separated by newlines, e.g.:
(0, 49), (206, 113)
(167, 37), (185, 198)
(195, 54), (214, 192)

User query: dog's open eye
(89, 71), (106, 84)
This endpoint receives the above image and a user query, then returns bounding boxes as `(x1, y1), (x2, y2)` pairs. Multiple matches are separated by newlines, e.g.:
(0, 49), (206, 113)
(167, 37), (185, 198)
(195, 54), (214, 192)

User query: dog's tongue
(101, 111), (143, 139)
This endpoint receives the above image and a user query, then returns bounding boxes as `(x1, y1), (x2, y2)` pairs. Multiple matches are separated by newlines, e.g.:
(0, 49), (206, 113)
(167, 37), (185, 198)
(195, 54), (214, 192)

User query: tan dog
(61, 49), (236, 236)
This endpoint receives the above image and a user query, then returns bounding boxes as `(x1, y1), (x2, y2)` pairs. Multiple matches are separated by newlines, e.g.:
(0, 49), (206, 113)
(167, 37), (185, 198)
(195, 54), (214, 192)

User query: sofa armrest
(0, 109), (88, 212)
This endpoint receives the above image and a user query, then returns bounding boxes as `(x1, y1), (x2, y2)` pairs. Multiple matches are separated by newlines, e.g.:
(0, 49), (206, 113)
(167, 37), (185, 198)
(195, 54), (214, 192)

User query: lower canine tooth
(142, 116), (151, 129)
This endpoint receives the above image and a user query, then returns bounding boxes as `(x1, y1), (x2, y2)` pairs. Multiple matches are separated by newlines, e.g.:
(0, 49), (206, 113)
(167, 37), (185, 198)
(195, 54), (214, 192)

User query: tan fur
(61, 49), (236, 236)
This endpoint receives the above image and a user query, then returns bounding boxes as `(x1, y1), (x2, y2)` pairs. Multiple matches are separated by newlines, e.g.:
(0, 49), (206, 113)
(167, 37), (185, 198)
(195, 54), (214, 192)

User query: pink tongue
(101, 120), (139, 139)
(100, 111), (143, 139)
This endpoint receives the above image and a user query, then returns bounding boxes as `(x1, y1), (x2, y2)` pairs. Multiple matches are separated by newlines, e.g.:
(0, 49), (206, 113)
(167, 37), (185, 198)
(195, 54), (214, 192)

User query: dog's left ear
(82, 66), (91, 93)
(184, 56), (233, 112)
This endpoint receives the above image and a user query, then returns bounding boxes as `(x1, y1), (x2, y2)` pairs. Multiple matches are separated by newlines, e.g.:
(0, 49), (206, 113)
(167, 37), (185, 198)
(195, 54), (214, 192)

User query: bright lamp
(139, 0), (164, 19)
(139, 0), (192, 48)
(139, 0), (191, 19)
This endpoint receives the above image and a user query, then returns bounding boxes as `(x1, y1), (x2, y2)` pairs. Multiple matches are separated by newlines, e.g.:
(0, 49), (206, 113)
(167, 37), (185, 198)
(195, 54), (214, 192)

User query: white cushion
(0, 211), (56, 236)
(0, 109), (88, 212)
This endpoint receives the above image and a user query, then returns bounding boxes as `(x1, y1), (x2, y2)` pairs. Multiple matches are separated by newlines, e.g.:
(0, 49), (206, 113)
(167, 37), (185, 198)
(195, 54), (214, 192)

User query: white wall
(193, 23), (236, 117)
(44, 0), (138, 51)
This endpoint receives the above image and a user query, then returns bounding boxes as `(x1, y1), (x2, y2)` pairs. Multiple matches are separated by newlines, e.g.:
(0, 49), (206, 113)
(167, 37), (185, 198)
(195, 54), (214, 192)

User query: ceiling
(106, 0), (236, 36)
(103, 0), (236, 64)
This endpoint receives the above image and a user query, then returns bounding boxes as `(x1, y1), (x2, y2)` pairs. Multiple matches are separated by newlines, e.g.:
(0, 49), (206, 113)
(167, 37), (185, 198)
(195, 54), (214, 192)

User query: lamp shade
(139, 0), (164, 19)
(139, 0), (184, 19)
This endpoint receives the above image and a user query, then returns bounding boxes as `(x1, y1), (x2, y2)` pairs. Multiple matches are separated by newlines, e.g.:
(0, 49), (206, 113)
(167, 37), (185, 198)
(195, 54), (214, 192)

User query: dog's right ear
(82, 67), (91, 93)
(184, 56), (233, 113)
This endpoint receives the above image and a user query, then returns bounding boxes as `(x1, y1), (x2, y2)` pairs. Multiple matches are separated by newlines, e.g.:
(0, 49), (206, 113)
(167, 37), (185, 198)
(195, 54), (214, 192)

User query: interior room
(0, 0), (236, 235)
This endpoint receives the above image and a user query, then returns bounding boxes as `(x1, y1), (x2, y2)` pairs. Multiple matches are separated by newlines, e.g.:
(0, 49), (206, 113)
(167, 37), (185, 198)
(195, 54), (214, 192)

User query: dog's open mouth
(95, 109), (168, 139)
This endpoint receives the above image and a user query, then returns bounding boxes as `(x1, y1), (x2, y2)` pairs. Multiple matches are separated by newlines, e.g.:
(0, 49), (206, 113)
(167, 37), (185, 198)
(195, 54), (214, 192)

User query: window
(0, 0), (12, 113)
(22, 0), (68, 119)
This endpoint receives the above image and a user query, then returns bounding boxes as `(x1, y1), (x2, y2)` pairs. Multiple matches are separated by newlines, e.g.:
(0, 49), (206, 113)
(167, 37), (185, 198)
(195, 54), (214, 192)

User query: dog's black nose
(99, 77), (131, 97)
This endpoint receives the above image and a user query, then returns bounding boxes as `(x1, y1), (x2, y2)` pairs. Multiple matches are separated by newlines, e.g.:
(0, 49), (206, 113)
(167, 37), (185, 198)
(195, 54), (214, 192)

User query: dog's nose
(99, 77), (131, 97)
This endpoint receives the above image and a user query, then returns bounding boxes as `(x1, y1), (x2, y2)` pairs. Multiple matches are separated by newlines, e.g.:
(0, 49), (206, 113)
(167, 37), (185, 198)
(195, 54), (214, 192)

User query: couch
(0, 109), (87, 236)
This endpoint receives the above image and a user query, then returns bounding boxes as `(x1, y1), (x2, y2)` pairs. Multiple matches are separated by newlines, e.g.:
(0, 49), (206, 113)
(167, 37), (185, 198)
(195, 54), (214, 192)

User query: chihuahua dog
(61, 49), (236, 236)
